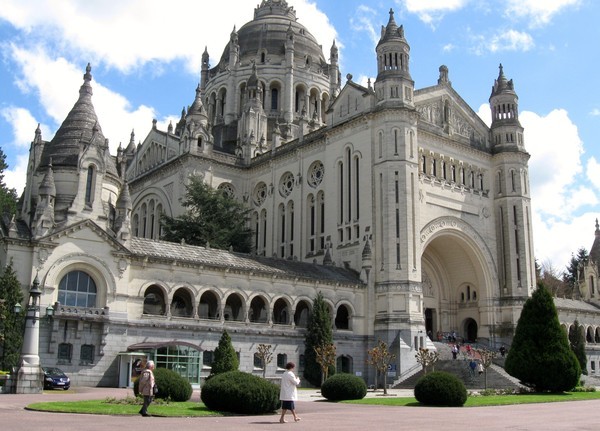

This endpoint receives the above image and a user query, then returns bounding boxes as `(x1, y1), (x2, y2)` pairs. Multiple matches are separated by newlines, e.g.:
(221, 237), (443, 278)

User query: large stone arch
(420, 216), (498, 342)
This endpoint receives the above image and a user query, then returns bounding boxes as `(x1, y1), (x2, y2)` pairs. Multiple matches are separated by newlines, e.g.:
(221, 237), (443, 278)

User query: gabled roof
(129, 237), (363, 287)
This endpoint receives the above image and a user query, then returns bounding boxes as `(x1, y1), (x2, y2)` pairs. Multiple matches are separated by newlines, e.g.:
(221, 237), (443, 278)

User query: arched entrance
(420, 217), (496, 344)
(464, 318), (478, 342)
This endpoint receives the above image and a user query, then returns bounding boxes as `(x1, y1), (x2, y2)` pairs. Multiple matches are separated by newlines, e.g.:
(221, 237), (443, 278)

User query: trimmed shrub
(505, 283), (581, 392)
(320, 373), (367, 401)
(133, 367), (193, 401)
(200, 370), (280, 414)
(414, 371), (467, 407)
(209, 330), (239, 378)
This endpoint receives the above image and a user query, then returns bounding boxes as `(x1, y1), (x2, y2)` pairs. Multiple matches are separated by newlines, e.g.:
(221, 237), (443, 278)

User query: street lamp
(12, 274), (44, 393)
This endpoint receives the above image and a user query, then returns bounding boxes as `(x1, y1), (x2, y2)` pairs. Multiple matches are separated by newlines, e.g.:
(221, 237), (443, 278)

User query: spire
(40, 63), (117, 176)
(38, 158), (56, 198)
(590, 218), (600, 266)
(490, 63), (516, 98)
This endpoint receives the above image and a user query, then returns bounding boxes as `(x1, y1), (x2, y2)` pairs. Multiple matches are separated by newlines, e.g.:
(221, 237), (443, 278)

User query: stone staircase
(394, 342), (520, 390)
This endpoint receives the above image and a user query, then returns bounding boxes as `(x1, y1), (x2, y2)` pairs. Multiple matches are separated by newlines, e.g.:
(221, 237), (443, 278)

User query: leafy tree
(505, 282), (581, 392)
(0, 147), (18, 216)
(303, 291), (333, 387)
(367, 340), (396, 394)
(255, 343), (273, 378)
(161, 175), (253, 252)
(209, 330), (239, 377)
(569, 320), (587, 375)
(563, 248), (588, 298)
(314, 343), (336, 385)
(0, 261), (24, 370)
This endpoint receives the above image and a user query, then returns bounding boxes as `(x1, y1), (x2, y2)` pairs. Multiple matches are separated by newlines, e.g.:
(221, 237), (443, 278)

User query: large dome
(216, 0), (327, 67)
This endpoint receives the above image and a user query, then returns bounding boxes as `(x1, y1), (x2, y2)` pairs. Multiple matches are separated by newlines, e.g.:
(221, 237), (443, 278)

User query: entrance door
(465, 318), (478, 342)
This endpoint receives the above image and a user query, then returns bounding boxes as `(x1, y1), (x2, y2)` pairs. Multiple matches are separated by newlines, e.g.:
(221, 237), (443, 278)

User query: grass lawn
(26, 391), (600, 416)
(27, 397), (223, 417)
(343, 391), (600, 407)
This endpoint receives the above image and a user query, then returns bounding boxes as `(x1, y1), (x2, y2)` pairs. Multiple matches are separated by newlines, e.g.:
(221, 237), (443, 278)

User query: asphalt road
(1, 386), (598, 431)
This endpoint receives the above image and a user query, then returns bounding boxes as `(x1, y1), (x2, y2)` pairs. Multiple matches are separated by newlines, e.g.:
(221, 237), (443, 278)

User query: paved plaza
(1, 386), (599, 431)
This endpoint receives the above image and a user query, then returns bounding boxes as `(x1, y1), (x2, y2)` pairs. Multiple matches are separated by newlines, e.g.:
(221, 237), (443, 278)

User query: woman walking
(279, 362), (301, 423)
(138, 360), (155, 417)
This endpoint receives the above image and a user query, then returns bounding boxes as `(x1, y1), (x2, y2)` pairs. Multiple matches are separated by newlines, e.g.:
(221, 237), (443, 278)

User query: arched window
(199, 290), (219, 319)
(335, 304), (350, 330)
(58, 271), (97, 307)
(143, 285), (166, 315)
(249, 296), (268, 323)
(273, 298), (289, 325)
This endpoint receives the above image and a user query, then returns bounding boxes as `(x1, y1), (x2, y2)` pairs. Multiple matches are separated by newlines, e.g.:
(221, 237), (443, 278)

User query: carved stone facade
(1, 1), (547, 387)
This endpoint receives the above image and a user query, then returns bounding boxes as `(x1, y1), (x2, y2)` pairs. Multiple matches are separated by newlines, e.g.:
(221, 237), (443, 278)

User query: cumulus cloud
(476, 104), (592, 266)
(401, 0), (468, 26)
(488, 30), (535, 52)
(0, 0), (336, 75)
(505, 0), (581, 27)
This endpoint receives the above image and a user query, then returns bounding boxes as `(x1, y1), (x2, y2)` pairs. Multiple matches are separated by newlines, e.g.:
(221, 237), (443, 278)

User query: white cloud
(476, 104), (592, 266)
(0, 0), (336, 75)
(505, 0), (581, 27)
(590, 108), (600, 117)
(0, 106), (47, 148)
(350, 5), (379, 47)
(402, 0), (468, 25)
(586, 157), (600, 189)
(488, 30), (535, 52)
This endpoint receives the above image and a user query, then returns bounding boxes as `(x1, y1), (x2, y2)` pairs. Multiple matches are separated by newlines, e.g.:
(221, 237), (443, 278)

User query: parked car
(42, 367), (70, 390)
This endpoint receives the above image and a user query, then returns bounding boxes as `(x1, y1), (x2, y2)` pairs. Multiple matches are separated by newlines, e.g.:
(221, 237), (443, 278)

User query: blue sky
(0, 0), (598, 274)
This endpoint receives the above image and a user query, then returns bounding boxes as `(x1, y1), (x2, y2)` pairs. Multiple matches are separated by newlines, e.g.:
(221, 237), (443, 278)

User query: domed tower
(23, 64), (121, 236)
(373, 8), (414, 109)
(202, 0), (334, 153)
(490, 64), (535, 306)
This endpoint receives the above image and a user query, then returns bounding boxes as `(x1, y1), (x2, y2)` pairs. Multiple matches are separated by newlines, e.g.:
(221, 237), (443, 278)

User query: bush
(200, 371), (280, 414)
(414, 371), (467, 407)
(320, 373), (367, 401)
(505, 283), (581, 392)
(133, 367), (192, 402)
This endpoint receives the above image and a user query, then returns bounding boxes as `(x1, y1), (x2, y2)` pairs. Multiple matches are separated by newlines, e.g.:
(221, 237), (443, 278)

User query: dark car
(42, 367), (70, 390)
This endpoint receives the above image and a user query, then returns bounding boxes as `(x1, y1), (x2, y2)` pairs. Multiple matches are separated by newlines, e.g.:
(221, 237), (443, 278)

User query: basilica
(2, 0), (543, 387)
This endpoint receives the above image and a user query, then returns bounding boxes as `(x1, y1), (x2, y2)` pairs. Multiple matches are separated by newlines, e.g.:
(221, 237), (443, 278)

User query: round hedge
(321, 373), (367, 401)
(133, 367), (193, 402)
(200, 371), (280, 414)
(414, 371), (467, 407)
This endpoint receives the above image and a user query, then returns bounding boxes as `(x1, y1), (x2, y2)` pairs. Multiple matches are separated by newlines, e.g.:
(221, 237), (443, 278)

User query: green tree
(0, 261), (24, 369)
(303, 291), (333, 387)
(563, 248), (588, 297)
(505, 282), (581, 392)
(0, 147), (18, 216)
(209, 330), (239, 377)
(161, 175), (252, 252)
(569, 319), (587, 375)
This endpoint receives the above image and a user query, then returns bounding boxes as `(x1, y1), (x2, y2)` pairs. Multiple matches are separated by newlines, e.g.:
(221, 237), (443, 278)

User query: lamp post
(13, 275), (44, 394)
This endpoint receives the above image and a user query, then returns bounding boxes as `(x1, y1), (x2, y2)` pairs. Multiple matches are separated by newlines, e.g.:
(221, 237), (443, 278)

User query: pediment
(328, 80), (374, 127)
(40, 219), (130, 254)
(415, 85), (490, 149)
